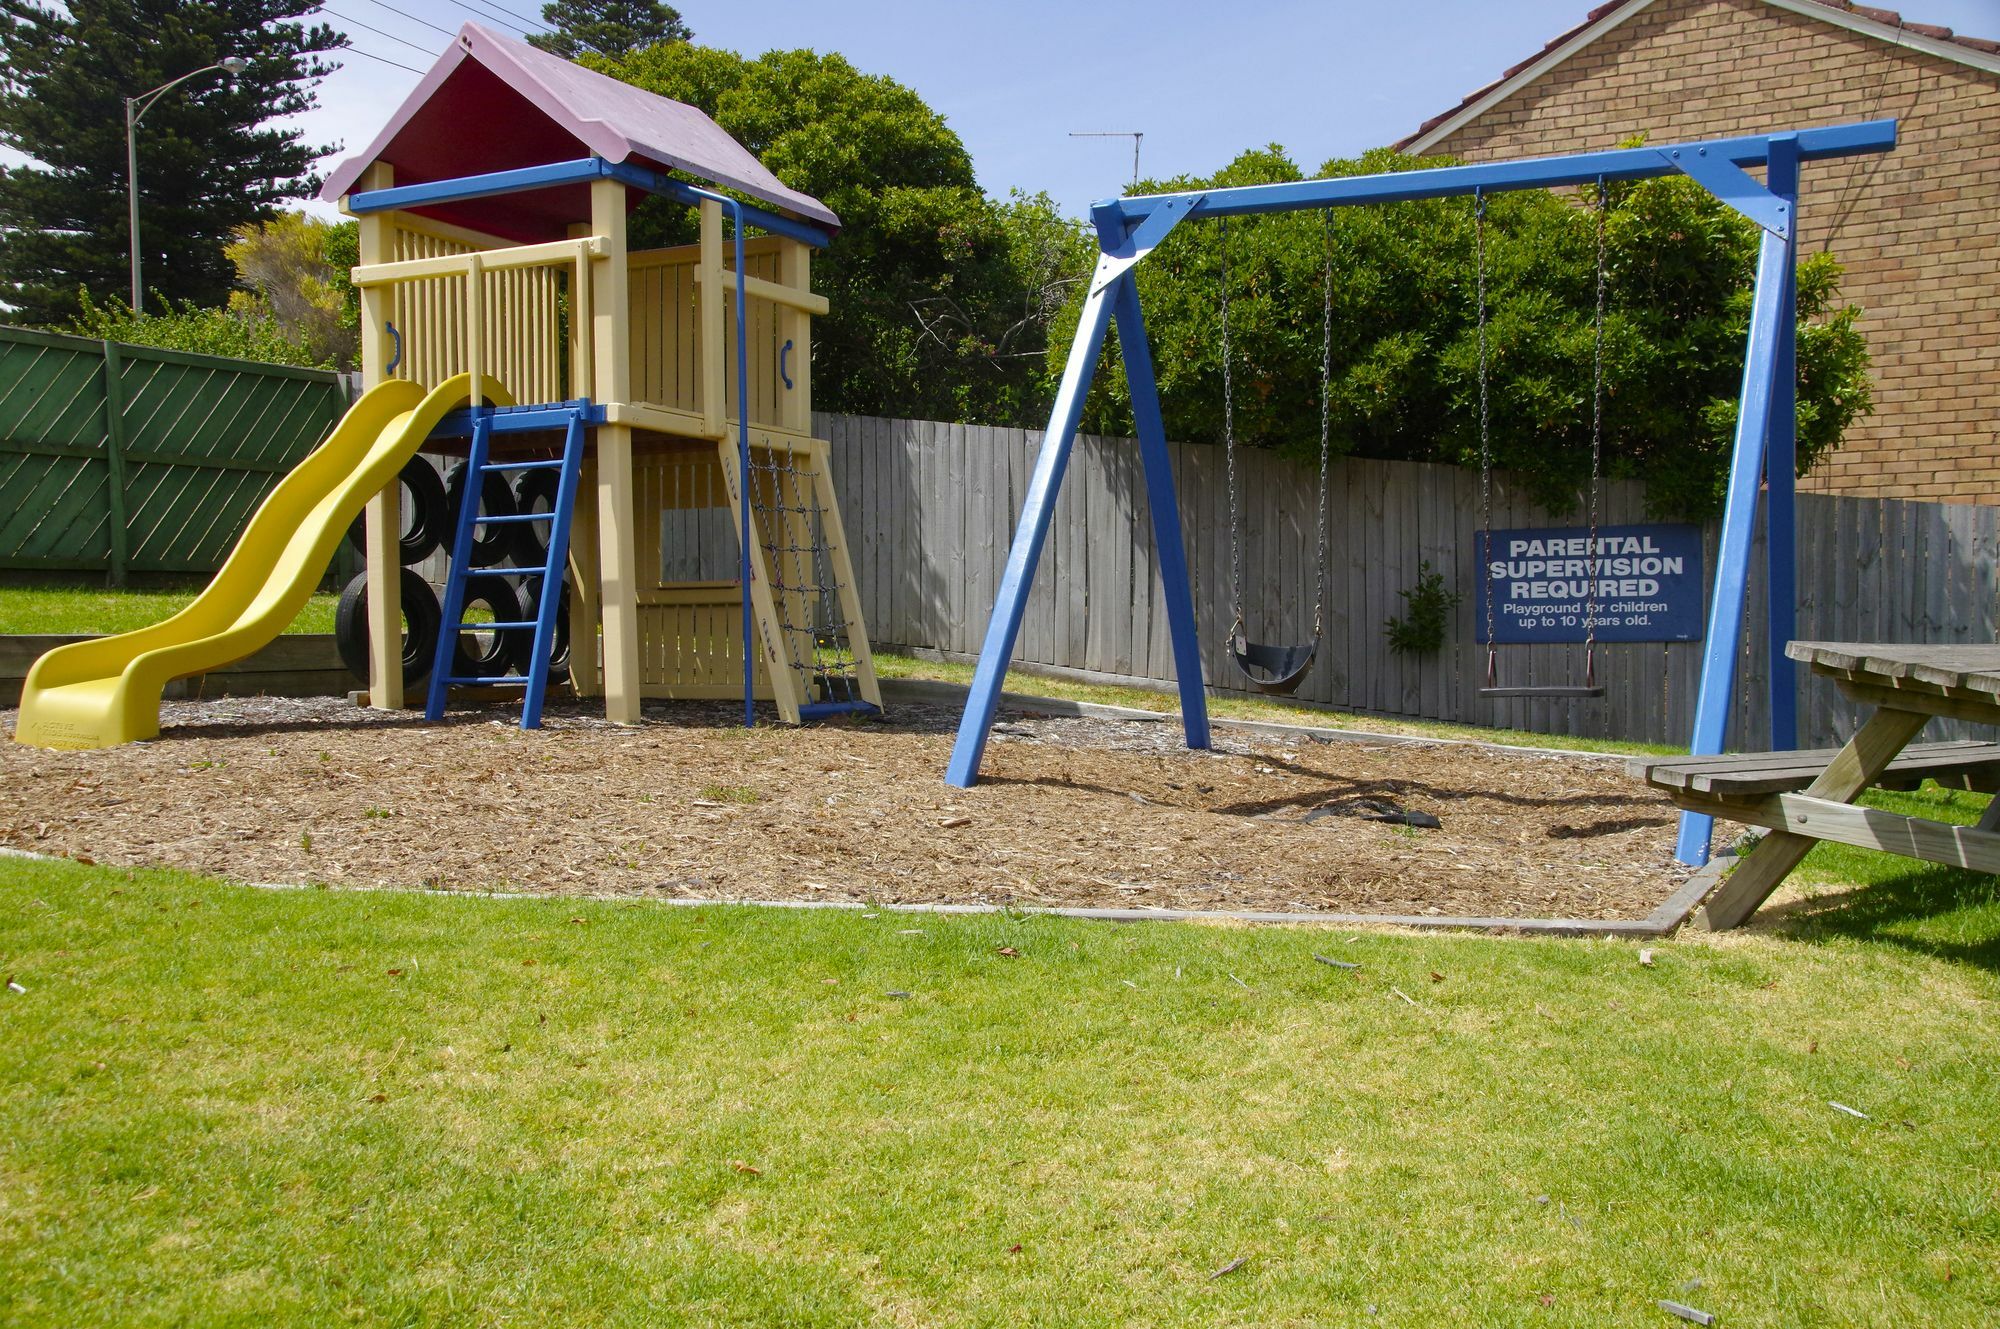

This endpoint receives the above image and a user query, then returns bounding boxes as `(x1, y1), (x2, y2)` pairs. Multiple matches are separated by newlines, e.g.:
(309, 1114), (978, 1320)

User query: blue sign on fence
(1474, 523), (1705, 644)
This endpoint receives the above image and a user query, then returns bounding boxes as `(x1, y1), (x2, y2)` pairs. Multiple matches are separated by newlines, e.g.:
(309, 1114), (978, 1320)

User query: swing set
(944, 120), (1898, 869)
(1214, 183), (1612, 700)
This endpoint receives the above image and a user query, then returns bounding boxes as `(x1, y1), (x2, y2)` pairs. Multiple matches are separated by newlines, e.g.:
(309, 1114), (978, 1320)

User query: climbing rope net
(744, 444), (866, 708)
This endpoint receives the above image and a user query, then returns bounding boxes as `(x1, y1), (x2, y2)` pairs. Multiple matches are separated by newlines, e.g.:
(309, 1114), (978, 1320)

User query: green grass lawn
(2, 853), (1994, 1326)
(0, 582), (339, 637)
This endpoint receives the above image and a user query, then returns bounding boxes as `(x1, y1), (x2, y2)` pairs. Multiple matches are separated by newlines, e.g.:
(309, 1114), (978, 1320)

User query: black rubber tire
(506, 578), (571, 680)
(343, 457), (448, 565)
(510, 468), (562, 565)
(451, 574), (529, 680)
(334, 568), (441, 690)
(444, 461), (518, 568)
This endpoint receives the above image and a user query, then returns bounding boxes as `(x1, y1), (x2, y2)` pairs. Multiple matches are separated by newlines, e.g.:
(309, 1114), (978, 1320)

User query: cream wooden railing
(351, 224), (601, 404)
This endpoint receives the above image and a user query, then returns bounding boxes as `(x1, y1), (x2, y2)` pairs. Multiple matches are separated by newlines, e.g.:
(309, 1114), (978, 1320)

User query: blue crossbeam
(348, 157), (833, 250)
(429, 401), (606, 437)
(603, 163), (833, 250)
(1096, 120), (1895, 226)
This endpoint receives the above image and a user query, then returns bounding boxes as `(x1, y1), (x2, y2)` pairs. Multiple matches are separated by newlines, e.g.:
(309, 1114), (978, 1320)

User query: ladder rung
(460, 620), (539, 630)
(441, 675), (530, 686)
(474, 512), (554, 525)
(479, 459), (564, 472)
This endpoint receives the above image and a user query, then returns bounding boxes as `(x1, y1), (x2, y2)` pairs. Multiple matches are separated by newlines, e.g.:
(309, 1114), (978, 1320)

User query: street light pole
(125, 57), (247, 312)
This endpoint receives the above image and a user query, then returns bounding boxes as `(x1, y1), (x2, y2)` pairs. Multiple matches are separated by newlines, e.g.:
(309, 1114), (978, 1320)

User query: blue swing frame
(942, 120), (1898, 867)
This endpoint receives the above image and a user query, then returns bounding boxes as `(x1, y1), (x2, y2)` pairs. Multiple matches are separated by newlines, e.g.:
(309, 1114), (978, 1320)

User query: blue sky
(10, 0), (1997, 218)
(284, 0), (1999, 220)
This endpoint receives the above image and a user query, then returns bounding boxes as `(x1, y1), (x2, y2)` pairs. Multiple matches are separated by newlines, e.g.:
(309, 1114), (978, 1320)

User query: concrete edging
(3, 673), (1713, 936)
(3, 845), (1726, 940)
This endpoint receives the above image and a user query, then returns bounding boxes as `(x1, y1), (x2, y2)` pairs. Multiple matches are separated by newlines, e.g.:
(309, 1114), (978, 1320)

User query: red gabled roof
(320, 24), (838, 241)
(1396, 0), (2000, 152)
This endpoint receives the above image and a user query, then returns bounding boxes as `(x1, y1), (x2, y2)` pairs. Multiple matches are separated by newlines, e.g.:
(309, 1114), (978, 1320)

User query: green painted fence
(0, 325), (350, 585)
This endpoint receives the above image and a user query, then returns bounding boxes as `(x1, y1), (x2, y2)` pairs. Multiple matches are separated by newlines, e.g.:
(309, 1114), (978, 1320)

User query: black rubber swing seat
(1230, 634), (1316, 696)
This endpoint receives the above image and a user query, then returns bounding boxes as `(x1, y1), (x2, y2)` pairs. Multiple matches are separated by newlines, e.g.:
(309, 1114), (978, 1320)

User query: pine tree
(527, 0), (690, 61)
(0, 0), (342, 323)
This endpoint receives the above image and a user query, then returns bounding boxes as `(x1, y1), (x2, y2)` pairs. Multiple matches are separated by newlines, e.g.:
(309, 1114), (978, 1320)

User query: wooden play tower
(320, 23), (879, 726)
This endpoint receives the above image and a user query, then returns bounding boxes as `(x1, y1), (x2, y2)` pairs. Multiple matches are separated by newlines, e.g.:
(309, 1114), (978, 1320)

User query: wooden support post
(698, 199), (726, 439)
(565, 223), (595, 400)
(778, 239), (811, 434)
(810, 438), (881, 708)
(590, 177), (642, 724)
(1696, 706), (1930, 930)
(353, 163), (403, 710)
(567, 453), (603, 696)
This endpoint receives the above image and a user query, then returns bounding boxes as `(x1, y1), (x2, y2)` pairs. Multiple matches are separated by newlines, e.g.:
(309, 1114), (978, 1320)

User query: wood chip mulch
(1, 696), (1688, 920)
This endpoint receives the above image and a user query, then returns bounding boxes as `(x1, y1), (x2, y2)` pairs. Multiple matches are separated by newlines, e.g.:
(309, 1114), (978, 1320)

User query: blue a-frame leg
(1674, 209), (1797, 863)
(945, 267), (1210, 787)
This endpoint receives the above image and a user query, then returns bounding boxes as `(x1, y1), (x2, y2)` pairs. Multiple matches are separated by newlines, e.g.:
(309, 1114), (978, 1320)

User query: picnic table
(1632, 642), (2000, 930)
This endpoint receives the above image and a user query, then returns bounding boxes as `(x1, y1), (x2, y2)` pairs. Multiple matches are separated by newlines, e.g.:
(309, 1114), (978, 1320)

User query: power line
(464, 0), (553, 34)
(354, 0), (458, 41)
(321, 7), (439, 59)
(335, 41), (427, 76)
(435, 0), (553, 36)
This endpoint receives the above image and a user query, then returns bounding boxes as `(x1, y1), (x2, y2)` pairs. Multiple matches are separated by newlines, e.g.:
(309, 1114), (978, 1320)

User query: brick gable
(1420, 0), (2000, 502)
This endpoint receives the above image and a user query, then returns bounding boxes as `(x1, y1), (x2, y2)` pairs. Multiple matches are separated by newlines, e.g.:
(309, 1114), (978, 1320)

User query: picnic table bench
(1631, 642), (2000, 930)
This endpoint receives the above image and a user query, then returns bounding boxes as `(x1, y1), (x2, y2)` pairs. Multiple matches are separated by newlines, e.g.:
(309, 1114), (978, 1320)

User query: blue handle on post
(780, 339), (794, 389)
(385, 321), (403, 375)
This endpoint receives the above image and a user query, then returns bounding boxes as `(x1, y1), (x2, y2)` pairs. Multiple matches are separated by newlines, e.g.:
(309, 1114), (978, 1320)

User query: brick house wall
(1409, 0), (2000, 502)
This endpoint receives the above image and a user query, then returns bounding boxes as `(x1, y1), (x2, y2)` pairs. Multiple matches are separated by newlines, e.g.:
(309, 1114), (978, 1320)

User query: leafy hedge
(1058, 145), (1871, 520)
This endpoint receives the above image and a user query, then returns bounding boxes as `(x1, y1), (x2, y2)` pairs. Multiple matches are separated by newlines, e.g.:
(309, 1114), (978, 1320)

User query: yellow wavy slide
(13, 373), (511, 750)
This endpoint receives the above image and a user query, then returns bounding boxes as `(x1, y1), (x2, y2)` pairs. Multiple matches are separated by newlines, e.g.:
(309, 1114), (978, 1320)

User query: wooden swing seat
(1480, 684), (1606, 699)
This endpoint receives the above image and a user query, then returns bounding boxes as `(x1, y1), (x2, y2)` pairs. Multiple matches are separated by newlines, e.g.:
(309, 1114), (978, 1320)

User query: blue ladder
(425, 405), (588, 729)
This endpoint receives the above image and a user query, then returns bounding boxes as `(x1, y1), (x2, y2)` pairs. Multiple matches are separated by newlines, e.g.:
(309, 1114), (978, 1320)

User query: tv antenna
(1069, 131), (1144, 190)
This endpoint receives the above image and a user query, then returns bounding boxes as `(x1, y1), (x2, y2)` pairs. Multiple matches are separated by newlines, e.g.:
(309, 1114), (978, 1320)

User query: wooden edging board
(1, 633), (350, 709)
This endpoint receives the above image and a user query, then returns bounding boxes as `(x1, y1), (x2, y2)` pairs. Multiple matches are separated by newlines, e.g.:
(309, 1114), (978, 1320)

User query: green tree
(223, 212), (358, 368)
(1058, 145), (1871, 520)
(596, 43), (1073, 424)
(528, 0), (689, 60)
(0, 0), (342, 324)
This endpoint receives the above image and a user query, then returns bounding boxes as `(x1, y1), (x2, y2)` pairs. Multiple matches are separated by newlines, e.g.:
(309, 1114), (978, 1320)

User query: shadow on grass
(1767, 862), (2000, 973)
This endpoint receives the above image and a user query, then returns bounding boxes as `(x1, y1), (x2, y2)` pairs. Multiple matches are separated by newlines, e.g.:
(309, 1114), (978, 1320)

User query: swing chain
(1314, 210), (1331, 641)
(1475, 189), (1496, 686)
(1585, 176), (1608, 688)
(1221, 214), (1243, 642)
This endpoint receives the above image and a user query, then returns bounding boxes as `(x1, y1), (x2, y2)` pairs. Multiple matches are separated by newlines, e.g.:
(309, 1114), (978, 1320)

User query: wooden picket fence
(0, 325), (350, 585)
(818, 413), (2000, 749)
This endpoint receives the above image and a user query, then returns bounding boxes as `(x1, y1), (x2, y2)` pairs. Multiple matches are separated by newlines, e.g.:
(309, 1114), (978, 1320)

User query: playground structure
(943, 120), (1899, 869)
(13, 24), (879, 749)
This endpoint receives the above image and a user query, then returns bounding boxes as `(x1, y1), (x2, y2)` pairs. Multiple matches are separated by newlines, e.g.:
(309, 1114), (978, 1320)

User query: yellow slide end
(12, 374), (514, 750)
